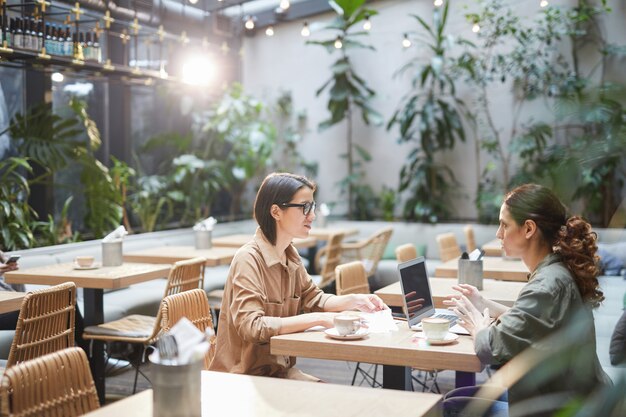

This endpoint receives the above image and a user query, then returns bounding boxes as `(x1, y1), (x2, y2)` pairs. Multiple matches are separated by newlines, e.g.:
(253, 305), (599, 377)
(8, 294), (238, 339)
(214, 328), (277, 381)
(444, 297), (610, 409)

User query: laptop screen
(398, 257), (436, 326)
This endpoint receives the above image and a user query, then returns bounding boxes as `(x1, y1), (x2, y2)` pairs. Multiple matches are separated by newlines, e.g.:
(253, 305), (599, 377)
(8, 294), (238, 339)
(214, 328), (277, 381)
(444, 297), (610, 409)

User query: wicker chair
(335, 262), (381, 388)
(0, 347), (99, 417)
(160, 289), (216, 369)
(83, 257), (206, 392)
(464, 225), (477, 253)
(6, 282), (76, 368)
(436, 232), (462, 262)
(395, 243), (419, 263)
(310, 232), (345, 288)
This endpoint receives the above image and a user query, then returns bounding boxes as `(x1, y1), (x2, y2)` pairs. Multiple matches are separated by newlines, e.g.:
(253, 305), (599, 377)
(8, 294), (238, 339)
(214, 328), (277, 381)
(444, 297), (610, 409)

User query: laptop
(398, 257), (470, 335)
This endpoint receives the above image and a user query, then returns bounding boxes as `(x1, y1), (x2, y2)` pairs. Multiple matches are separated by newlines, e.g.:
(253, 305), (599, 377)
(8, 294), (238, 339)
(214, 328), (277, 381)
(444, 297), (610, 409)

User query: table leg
(382, 365), (413, 390)
(83, 288), (106, 405)
(455, 371), (476, 388)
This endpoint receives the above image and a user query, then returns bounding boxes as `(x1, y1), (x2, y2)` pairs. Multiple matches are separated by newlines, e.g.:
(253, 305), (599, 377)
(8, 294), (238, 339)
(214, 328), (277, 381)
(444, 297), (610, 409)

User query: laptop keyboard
(433, 313), (458, 327)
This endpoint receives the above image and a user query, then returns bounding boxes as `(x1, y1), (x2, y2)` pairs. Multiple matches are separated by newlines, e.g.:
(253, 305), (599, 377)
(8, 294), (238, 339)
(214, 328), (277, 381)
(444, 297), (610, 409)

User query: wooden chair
(436, 232), (461, 262)
(160, 289), (216, 369)
(332, 227), (394, 278)
(395, 243), (419, 263)
(464, 225), (477, 253)
(311, 232), (345, 288)
(6, 282), (76, 368)
(0, 347), (99, 417)
(83, 257), (206, 392)
(334, 262), (381, 388)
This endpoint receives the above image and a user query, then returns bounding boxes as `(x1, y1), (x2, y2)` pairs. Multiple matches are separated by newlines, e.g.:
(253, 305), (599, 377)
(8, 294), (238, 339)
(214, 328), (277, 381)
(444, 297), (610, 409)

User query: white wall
(241, 0), (626, 220)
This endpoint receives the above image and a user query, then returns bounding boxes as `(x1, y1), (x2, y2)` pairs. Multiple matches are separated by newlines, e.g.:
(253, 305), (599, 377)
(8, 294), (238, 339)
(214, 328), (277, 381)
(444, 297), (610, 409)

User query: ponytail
(554, 216), (604, 308)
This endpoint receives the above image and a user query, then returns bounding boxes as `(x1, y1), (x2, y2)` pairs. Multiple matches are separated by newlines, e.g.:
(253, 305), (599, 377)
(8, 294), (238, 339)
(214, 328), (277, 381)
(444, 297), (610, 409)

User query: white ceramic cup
(334, 315), (361, 336)
(421, 317), (450, 341)
(75, 256), (95, 268)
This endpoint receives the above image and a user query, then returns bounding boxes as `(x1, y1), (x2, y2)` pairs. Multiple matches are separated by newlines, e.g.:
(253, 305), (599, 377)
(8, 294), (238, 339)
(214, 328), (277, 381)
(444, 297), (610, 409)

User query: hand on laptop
(442, 284), (486, 312)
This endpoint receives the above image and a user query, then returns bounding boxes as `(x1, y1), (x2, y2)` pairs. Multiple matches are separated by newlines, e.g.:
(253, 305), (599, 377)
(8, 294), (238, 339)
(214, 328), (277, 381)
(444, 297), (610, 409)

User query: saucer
(324, 327), (369, 340)
(73, 263), (100, 270)
(414, 332), (459, 345)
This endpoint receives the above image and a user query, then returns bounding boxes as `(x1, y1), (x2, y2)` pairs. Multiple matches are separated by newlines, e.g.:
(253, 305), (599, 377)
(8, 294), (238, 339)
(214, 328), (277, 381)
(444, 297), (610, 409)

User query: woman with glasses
(210, 172), (387, 381)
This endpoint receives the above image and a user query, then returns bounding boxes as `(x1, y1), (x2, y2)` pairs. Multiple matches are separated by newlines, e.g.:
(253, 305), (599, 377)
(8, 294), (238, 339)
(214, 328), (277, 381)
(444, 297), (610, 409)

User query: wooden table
(375, 278), (526, 309)
(123, 246), (238, 266)
(308, 226), (359, 241)
(5, 262), (171, 404)
(213, 233), (317, 249)
(482, 238), (503, 257)
(0, 291), (25, 314)
(435, 256), (529, 282)
(271, 322), (482, 391)
(84, 371), (441, 417)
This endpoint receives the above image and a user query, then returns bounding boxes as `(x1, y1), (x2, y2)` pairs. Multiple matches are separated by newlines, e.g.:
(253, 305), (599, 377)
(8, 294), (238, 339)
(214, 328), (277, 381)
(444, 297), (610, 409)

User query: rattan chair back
(1, 347), (99, 417)
(335, 261), (370, 296)
(163, 257), (206, 298)
(315, 232), (345, 288)
(340, 227), (393, 277)
(395, 243), (418, 263)
(436, 232), (461, 262)
(464, 225), (477, 253)
(6, 282), (76, 368)
(161, 289), (215, 369)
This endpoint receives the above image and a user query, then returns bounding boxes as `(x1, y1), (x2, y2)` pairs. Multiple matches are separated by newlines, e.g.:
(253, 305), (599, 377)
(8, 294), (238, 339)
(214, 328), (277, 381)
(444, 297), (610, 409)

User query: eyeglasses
(280, 201), (316, 216)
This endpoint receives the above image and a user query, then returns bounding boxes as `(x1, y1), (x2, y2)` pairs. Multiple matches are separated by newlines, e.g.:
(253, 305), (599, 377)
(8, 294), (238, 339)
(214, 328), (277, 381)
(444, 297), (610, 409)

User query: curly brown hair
(505, 184), (604, 307)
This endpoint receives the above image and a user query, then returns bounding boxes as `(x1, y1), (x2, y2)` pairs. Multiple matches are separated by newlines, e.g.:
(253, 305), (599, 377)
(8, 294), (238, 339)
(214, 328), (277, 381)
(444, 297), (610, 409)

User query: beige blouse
(209, 228), (332, 378)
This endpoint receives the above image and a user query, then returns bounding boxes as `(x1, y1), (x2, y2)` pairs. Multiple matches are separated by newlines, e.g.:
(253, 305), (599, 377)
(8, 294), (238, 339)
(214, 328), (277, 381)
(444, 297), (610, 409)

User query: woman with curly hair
(444, 184), (611, 412)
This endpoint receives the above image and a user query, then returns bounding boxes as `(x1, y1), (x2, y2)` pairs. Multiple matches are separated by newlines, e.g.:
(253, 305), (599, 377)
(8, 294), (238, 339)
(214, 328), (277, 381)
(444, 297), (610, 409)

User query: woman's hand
(450, 295), (490, 337)
(442, 284), (485, 311)
(351, 294), (388, 313)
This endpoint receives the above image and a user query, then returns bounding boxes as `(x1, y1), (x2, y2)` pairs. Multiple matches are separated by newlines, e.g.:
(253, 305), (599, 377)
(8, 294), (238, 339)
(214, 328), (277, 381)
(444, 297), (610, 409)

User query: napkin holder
(150, 356), (202, 417)
(194, 230), (212, 250)
(102, 241), (123, 267)
(458, 259), (483, 290)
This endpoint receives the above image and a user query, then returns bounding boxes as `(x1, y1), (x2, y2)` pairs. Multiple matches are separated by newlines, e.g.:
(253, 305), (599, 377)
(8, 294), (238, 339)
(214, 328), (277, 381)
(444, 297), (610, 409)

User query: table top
(0, 291), (26, 314)
(5, 262), (170, 289)
(212, 234), (317, 249)
(83, 371), (441, 417)
(271, 322), (482, 374)
(375, 278), (526, 309)
(435, 256), (529, 282)
(308, 226), (359, 241)
(123, 246), (238, 266)
(482, 238), (503, 257)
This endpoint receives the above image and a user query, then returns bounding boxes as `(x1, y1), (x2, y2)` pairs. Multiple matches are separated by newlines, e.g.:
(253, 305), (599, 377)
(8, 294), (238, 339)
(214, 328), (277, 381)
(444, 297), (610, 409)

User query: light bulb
(245, 16), (255, 30)
(402, 34), (411, 48)
(301, 22), (310, 37)
(434, 0), (443, 6)
(472, 23), (480, 33)
(265, 26), (274, 36)
(280, 0), (290, 10)
(51, 72), (64, 83)
(540, 0), (548, 7)
(363, 16), (371, 31)
(334, 36), (342, 49)
(189, 0), (198, 4)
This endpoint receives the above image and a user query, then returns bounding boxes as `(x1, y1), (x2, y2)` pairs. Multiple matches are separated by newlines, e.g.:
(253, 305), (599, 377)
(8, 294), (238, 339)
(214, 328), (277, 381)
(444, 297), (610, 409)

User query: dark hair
(253, 173), (316, 245)
(504, 184), (603, 307)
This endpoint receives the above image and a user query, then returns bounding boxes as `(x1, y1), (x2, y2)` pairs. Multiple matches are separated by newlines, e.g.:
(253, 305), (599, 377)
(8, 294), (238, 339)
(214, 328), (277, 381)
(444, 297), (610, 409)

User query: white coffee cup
(334, 315), (361, 336)
(421, 317), (450, 341)
(75, 256), (95, 268)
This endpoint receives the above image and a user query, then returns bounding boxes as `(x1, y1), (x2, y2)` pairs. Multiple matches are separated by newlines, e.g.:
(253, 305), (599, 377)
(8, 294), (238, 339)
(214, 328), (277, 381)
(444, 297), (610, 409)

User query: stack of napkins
(102, 225), (128, 243)
(193, 216), (217, 231)
(359, 309), (397, 333)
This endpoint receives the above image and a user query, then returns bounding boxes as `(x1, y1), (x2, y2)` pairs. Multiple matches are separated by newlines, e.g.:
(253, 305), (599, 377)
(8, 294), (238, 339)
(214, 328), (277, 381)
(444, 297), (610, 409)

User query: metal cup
(458, 259), (483, 290)
(194, 230), (212, 249)
(102, 241), (123, 267)
(150, 357), (202, 417)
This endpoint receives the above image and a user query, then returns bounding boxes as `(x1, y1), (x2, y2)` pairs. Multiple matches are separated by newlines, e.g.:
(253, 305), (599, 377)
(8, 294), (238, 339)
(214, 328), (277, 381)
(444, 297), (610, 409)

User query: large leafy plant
(308, 0), (382, 217)
(387, 2), (472, 222)
(463, 0), (624, 225)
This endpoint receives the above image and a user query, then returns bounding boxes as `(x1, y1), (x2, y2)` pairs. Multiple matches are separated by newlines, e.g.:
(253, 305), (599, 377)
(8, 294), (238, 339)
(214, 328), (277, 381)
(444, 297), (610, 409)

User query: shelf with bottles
(0, 0), (218, 83)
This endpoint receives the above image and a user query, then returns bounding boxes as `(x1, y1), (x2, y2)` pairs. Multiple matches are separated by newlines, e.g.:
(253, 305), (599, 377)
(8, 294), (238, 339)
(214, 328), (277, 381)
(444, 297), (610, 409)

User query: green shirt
(475, 253), (610, 402)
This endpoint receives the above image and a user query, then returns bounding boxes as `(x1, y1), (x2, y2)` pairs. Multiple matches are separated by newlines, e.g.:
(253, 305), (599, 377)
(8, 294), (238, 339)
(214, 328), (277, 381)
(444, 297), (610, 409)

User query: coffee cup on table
(75, 256), (94, 268)
(333, 315), (361, 336)
(421, 317), (450, 341)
